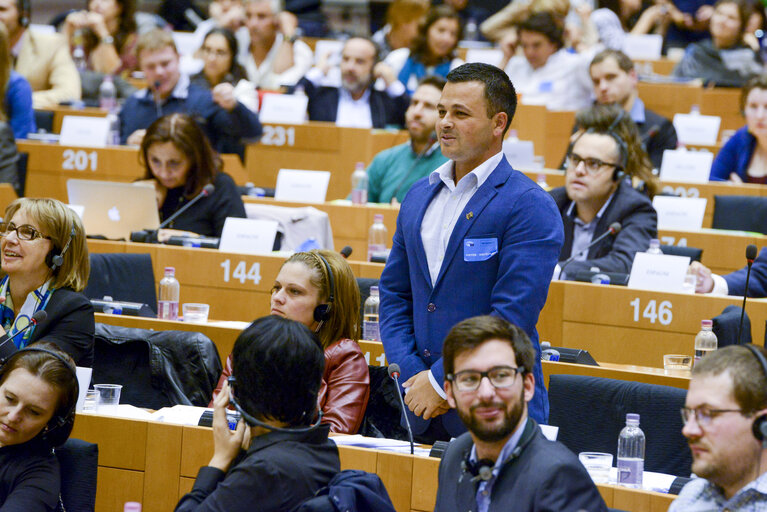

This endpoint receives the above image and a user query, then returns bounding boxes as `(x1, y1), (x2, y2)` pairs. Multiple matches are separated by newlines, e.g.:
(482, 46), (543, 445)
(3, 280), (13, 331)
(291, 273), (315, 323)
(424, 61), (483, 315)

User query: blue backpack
(293, 469), (397, 512)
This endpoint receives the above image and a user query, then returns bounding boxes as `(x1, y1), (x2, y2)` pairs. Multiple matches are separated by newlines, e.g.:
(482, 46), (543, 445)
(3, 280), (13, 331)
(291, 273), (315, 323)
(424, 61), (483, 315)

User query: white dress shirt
(240, 33), (313, 89)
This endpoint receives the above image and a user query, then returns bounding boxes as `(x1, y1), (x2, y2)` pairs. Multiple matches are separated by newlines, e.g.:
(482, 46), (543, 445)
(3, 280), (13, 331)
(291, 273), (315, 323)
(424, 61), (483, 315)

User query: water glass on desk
(94, 384), (122, 412)
(579, 452), (613, 483)
(182, 303), (210, 323)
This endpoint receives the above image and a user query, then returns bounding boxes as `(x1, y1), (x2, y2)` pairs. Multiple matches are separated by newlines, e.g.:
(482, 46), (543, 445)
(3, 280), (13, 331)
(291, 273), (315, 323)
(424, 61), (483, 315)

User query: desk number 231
(220, 260), (261, 285)
(630, 298), (673, 325)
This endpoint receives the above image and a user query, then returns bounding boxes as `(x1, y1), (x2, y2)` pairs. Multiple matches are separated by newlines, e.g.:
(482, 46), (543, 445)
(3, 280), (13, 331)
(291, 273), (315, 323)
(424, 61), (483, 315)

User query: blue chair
(712, 195), (767, 234)
(56, 438), (98, 512)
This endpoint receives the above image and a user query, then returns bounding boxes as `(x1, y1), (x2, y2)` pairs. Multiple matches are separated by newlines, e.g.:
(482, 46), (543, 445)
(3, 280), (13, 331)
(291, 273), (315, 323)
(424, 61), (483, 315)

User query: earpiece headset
(312, 252), (335, 324)
(744, 344), (767, 442)
(460, 419), (537, 483)
(46, 223), (76, 272)
(16, 0), (29, 28)
(567, 109), (629, 182)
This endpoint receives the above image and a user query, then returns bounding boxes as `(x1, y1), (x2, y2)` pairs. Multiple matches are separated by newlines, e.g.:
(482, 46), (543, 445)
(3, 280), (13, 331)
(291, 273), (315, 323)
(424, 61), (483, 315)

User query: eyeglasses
(680, 407), (745, 427)
(201, 47), (231, 58)
(447, 366), (524, 392)
(566, 152), (621, 174)
(0, 222), (51, 241)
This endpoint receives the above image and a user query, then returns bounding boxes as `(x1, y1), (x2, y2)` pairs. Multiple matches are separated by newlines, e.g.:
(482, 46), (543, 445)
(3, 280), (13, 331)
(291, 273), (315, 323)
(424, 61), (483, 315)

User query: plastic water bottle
(646, 239), (663, 255)
(363, 286), (380, 341)
(351, 162), (368, 205)
(72, 45), (87, 71)
(158, 267), (180, 321)
(367, 214), (388, 262)
(99, 75), (118, 111)
(617, 413), (645, 488)
(464, 17), (479, 41)
(694, 319), (717, 366)
(124, 503), (141, 512)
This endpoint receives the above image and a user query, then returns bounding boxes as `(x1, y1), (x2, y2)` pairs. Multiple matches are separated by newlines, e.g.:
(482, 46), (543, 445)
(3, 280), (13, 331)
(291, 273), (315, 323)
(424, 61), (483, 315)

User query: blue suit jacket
(379, 156), (564, 435)
(724, 247), (767, 297)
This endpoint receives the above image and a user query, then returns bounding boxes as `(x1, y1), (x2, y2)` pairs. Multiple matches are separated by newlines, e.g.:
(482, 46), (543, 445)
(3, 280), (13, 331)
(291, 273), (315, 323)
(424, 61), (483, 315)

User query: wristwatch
(100, 35), (115, 46)
(287, 33), (300, 44)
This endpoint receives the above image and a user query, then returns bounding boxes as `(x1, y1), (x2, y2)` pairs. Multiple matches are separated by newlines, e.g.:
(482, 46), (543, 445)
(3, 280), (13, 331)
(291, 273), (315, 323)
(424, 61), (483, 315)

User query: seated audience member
(442, 0), (491, 28)
(240, 0), (312, 90)
(480, 0), (570, 43)
(367, 75), (448, 204)
(710, 76), (767, 183)
(589, 49), (677, 169)
(139, 113), (246, 239)
(552, 105), (658, 279)
(191, 28), (257, 112)
(211, 250), (370, 434)
(669, 344), (767, 511)
(501, 12), (593, 111)
(434, 315), (608, 512)
(690, 247), (767, 296)
(0, 199), (94, 366)
(383, 5), (463, 93)
(0, 0), (81, 108)
(175, 316), (340, 512)
(0, 23), (33, 141)
(0, 343), (80, 511)
(372, 0), (429, 59)
(586, 0), (677, 50)
(191, 0), (249, 62)
(672, 0), (761, 87)
(63, 0), (139, 75)
(159, 0), (206, 31)
(119, 29), (261, 154)
(298, 37), (409, 128)
(664, 0), (717, 51)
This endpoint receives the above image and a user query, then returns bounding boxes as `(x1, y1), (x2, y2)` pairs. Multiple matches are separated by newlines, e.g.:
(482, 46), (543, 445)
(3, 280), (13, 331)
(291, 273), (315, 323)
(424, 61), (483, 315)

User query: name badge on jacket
(464, 238), (498, 262)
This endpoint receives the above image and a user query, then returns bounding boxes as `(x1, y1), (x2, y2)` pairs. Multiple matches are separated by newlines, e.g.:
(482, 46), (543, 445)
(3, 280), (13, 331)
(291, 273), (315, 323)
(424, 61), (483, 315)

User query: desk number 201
(630, 298), (673, 325)
(62, 149), (98, 171)
(220, 260), (261, 285)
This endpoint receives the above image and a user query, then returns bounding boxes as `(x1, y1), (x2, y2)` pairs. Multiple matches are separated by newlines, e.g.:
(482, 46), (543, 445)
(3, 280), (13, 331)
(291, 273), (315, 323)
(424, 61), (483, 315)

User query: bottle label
(617, 457), (643, 486)
(158, 300), (179, 321)
(351, 189), (367, 205)
(368, 244), (387, 262)
(363, 321), (380, 342)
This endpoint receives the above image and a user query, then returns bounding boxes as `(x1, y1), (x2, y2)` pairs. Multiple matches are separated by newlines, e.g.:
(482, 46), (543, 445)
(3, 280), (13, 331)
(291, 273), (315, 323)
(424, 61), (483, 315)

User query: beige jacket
(14, 30), (81, 109)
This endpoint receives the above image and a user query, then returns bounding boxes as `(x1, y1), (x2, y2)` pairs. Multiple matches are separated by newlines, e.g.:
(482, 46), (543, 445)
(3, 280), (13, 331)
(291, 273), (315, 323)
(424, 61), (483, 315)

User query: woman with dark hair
(63, 0), (139, 74)
(0, 342), (80, 511)
(191, 28), (258, 113)
(210, 249), (370, 434)
(139, 113), (246, 239)
(672, 0), (762, 87)
(384, 5), (463, 93)
(710, 76), (767, 183)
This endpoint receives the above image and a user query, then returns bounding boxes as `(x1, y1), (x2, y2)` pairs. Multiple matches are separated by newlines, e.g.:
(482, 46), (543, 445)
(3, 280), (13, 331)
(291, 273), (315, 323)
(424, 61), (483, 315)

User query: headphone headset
(312, 253), (335, 324)
(744, 344), (767, 442)
(46, 223), (76, 272)
(460, 419), (537, 483)
(0, 346), (78, 447)
(16, 0), (29, 28)
(567, 109), (629, 183)
(226, 375), (323, 433)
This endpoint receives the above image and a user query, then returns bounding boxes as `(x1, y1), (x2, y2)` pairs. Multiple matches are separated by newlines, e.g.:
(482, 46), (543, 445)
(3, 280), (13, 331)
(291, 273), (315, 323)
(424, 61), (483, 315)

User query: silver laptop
(67, 179), (160, 240)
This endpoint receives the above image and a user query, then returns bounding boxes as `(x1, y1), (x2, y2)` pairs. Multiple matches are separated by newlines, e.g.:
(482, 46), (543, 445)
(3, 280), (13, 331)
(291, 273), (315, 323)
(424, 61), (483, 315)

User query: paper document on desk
(151, 405), (207, 425)
(330, 435), (431, 456)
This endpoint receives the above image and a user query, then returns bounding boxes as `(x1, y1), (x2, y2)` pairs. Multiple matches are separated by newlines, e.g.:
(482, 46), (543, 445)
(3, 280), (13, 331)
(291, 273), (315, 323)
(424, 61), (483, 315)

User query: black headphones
(312, 253), (335, 324)
(226, 375), (323, 433)
(567, 110), (629, 183)
(16, 0), (29, 27)
(46, 223), (76, 272)
(744, 344), (767, 442)
(1, 346), (78, 447)
(460, 419), (537, 484)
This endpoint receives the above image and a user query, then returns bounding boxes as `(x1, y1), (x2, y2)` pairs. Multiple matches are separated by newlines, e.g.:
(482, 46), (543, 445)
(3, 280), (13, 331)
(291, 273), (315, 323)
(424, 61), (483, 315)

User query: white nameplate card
(628, 252), (691, 293)
(60, 116), (111, 147)
(465, 48), (503, 67)
(673, 113), (721, 145)
(75, 366), (93, 412)
(219, 217), (278, 255)
(653, 196), (706, 230)
(275, 169), (331, 203)
(259, 93), (308, 124)
(67, 204), (85, 219)
(659, 149), (713, 183)
(502, 139), (536, 169)
(622, 34), (663, 60)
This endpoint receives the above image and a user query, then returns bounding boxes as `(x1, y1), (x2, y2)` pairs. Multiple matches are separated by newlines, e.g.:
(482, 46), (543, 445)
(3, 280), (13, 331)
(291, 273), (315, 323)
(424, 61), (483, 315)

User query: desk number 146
(629, 298), (673, 325)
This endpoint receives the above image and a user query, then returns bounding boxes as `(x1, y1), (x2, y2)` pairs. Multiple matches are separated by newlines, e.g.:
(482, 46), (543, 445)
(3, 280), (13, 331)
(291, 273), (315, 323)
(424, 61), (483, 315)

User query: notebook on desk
(67, 179), (160, 240)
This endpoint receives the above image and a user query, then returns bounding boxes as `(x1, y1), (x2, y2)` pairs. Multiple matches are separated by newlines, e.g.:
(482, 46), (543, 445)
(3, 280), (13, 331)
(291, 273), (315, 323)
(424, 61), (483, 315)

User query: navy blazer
(551, 180), (657, 278)
(725, 247), (767, 297)
(380, 156), (563, 435)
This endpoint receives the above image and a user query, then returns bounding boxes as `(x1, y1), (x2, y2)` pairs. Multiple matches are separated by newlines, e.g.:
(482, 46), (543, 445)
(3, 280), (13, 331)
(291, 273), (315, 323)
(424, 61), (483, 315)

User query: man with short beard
(434, 315), (607, 512)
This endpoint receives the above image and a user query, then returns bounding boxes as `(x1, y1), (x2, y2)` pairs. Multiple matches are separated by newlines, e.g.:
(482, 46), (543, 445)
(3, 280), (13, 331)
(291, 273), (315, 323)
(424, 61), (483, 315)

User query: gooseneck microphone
(737, 244), (757, 344)
(388, 363), (414, 455)
(0, 310), (48, 361)
(558, 222), (622, 279)
(152, 80), (163, 118)
(131, 184), (216, 243)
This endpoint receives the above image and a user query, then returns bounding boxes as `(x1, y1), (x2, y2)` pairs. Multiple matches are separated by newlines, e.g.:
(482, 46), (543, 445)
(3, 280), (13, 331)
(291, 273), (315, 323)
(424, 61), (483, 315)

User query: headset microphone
(388, 364), (414, 455)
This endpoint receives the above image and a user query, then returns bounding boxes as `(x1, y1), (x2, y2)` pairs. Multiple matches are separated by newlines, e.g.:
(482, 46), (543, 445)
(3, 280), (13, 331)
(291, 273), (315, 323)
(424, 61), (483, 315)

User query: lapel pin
(466, 212), (473, 220)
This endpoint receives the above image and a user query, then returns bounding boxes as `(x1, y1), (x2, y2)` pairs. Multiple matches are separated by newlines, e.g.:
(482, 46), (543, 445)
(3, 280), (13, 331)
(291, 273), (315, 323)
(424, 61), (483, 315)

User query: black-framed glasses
(566, 152), (622, 175)
(447, 366), (525, 392)
(0, 222), (51, 241)
(680, 407), (744, 427)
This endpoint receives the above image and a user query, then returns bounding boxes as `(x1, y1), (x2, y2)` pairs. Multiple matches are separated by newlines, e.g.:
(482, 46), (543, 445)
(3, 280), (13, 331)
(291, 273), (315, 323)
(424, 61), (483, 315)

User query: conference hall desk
(636, 83), (741, 134)
(18, 141), (249, 202)
(0, 183), (17, 212)
(70, 412), (675, 512)
(537, 280), (767, 367)
(86, 240), (384, 322)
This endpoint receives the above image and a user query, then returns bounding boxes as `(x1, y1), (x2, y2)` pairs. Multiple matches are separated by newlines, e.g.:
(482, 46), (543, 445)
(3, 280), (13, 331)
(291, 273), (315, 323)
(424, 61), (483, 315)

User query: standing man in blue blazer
(379, 62), (564, 442)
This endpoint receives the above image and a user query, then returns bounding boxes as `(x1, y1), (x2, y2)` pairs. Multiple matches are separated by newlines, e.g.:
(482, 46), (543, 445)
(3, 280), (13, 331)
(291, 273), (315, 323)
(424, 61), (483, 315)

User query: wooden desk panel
(71, 414), (147, 470)
(542, 360), (690, 389)
(96, 467), (144, 512)
(0, 184), (17, 212)
(538, 280), (564, 346)
(657, 229), (761, 274)
(700, 88), (742, 132)
(47, 106), (108, 133)
(638, 82), (703, 125)
(660, 180), (765, 228)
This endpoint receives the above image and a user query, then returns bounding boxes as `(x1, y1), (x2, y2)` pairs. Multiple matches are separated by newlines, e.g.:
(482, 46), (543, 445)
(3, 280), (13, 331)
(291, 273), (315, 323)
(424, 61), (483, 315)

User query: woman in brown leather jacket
(210, 250), (370, 434)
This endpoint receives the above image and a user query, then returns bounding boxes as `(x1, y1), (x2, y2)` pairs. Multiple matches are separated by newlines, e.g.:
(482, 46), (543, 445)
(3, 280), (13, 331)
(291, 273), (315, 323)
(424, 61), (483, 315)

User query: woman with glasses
(549, 105), (658, 280)
(0, 199), (94, 366)
(190, 28), (258, 113)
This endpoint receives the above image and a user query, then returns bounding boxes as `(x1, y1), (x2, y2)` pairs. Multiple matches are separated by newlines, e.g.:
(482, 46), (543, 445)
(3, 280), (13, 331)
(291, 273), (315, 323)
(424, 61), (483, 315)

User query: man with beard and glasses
(296, 37), (409, 128)
(434, 315), (607, 512)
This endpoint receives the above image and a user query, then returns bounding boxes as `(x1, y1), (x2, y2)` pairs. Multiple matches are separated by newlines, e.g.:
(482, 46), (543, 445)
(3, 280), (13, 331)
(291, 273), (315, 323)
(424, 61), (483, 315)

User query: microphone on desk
(737, 244), (757, 344)
(340, 246), (353, 259)
(388, 363), (414, 455)
(558, 222), (622, 280)
(0, 310), (47, 362)
(641, 125), (661, 144)
(130, 184), (216, 243)
(152, 80), (162, 118)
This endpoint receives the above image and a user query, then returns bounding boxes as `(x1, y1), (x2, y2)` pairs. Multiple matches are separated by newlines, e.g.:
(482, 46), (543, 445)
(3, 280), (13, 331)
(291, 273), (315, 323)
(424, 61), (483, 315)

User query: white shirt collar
(428, 151), (504, 191)
(138, 73), (190, 100)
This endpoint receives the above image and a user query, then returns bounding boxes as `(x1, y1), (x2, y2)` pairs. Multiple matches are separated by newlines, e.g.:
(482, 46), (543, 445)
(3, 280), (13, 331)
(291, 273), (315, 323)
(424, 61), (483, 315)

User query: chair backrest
(56, 438), (98, 512)
(713, 304), (752, 347)
(712, 195), (767, 234)
(293, 470), (397, 512)
(356, 277), (379, 325)
(548, 374), (691, 477)
(359, 365), (408, 440)
(660, 244), (703, 262)
(244, 203), (334, 251)
(34, 110), (54, 134)
(85, 253), (157, 313)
